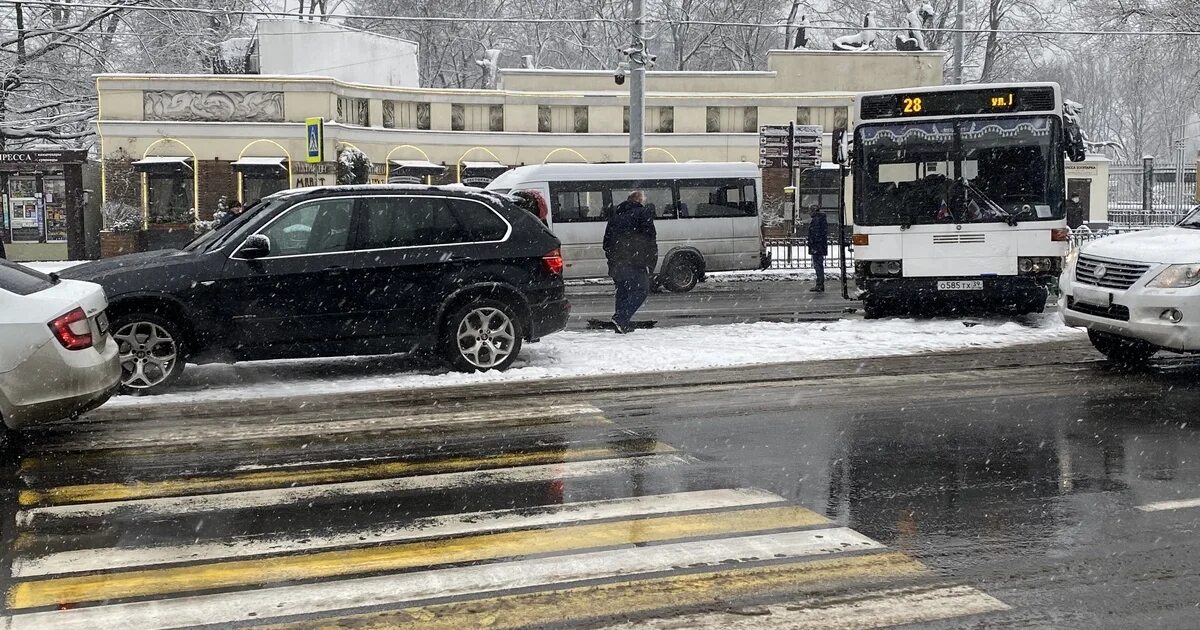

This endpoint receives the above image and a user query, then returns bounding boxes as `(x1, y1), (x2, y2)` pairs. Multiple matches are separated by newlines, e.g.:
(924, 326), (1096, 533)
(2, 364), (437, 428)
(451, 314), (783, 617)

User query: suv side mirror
(238, 234), (271, 259)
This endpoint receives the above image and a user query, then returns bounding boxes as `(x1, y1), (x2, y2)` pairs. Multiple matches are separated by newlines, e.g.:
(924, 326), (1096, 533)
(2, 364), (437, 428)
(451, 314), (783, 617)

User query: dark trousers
(612, 265), (650, 326)
(812, 254), (825, 288)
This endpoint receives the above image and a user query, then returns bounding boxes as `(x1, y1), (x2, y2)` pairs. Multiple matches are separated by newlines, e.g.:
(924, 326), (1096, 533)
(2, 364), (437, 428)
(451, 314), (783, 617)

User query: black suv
(63, 185), (569, 394)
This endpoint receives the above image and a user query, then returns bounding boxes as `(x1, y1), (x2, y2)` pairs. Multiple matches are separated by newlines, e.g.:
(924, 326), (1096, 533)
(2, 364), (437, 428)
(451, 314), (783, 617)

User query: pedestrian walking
(807, 205), (828, 293)
(603, 191), (658, 333)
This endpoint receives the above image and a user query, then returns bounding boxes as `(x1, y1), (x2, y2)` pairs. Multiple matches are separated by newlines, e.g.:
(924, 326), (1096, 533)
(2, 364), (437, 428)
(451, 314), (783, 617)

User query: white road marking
(597, 585), (1009, 629)
(1136, 497), (1200, 512)
(16, 453), (693, 526)
(34, 403), (605, 450)
(5, 528), (881, 630)
(14, 488), (786, 578)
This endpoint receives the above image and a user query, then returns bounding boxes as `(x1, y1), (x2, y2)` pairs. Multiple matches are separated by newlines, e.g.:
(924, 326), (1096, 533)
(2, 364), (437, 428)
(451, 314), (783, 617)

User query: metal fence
(766, 237), (853, 270)
(1108, 159), (1196, 227)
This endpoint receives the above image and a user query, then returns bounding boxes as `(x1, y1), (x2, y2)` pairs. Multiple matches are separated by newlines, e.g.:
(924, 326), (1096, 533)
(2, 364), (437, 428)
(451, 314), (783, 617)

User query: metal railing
(765, 237), (853, 270)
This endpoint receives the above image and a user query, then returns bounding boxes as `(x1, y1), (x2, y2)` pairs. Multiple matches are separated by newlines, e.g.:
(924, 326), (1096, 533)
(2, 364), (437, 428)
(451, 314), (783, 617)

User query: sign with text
(305, 117), (324, 164)
(757, 124), (822, 169)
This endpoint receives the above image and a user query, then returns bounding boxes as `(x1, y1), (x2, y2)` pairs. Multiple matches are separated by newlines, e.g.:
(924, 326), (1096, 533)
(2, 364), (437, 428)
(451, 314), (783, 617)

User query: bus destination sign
(860, 86), (1055, 120)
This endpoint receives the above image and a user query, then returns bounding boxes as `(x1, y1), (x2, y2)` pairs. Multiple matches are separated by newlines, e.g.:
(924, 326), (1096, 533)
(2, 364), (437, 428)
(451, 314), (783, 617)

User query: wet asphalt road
(2, 344), (1200, 628)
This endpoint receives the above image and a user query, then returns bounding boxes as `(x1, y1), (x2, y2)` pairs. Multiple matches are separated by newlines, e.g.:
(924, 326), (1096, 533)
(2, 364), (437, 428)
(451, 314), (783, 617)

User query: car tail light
(542, 248), (564, 275)
(49, 307), (93, 351)
(852, 234), (869, 246)
(1051, 228), (1070, 242)
(517, 189), (550, 224)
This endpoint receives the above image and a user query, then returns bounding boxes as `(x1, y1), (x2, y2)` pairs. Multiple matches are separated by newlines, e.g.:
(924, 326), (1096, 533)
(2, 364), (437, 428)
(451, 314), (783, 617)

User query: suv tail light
(49, 307), (93, 350)
(516, 189), (550, 224)
(542, 248), (564, 275)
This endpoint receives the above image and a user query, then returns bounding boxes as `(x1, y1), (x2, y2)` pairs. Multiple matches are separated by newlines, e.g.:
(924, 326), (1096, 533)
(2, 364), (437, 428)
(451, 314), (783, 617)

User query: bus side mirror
(832, 128), (849, 165)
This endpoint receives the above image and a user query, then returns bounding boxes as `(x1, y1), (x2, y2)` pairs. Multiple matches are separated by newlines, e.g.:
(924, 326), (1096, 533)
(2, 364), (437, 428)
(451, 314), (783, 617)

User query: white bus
(486, 163), (767, 292)
(848, 82), (1087, 317)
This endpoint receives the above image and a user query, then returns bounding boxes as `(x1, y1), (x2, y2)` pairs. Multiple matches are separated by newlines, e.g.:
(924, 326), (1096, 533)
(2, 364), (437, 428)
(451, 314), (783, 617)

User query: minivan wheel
(111, 313), (186, 394)
(444, 300), (524, 373)
(661, 257), (700, 293)
(1088, 330), (1156, 368)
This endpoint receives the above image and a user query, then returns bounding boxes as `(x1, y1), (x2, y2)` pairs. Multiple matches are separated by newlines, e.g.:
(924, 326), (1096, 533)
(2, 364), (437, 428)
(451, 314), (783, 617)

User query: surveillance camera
(615, 73), (626, 85)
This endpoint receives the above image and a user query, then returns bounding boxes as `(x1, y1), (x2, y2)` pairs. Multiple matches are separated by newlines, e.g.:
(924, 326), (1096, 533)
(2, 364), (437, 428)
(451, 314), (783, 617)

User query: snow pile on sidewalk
(105, 315), (1084, 407)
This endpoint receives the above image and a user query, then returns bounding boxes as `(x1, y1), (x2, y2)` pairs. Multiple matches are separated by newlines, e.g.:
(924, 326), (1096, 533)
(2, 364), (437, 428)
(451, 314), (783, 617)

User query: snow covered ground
(104, 315), (1084, 408)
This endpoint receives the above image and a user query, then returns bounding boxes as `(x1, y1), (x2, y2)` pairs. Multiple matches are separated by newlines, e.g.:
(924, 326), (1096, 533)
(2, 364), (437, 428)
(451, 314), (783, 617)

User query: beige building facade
(95, 50), (945, 242)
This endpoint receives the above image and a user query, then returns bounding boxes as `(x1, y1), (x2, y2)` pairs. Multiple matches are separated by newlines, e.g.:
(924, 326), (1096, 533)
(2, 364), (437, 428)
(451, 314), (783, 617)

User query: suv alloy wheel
(444, 299), (525, 372)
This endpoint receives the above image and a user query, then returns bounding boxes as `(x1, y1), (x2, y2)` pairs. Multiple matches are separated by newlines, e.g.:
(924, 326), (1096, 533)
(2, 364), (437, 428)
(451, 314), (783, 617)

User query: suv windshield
(855, 115), (1063, 226)
(0, 259), (55, 296)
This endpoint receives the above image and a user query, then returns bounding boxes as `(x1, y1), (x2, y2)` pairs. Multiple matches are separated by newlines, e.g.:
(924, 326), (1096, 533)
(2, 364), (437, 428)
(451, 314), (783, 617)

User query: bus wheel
(661, 257), (700, 293)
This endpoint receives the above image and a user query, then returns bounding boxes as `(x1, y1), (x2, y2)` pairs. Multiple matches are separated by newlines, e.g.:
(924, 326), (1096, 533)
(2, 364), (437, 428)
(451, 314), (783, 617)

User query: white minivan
(486, 162), (767, 292)
(1060, 206), (1200, 364)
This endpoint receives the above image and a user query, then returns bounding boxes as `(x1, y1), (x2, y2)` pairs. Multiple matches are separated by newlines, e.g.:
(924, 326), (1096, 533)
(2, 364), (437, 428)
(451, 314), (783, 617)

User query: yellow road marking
(263, 551), (924, 630)
(7, 505), (827, 610)
(18, 441), (670, 507)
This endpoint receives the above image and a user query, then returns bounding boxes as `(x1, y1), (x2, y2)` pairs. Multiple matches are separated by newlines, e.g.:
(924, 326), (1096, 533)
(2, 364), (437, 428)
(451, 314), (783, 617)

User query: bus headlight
(1148, 264), (1200, 288)
(869, 260), (902, 277)
(1018, 257), (1060, 275)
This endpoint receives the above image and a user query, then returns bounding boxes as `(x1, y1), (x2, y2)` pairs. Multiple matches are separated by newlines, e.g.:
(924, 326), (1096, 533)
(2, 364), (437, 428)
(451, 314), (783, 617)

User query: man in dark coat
(603, 191), (658, 333)
(807, 205), (828, 292)
(0, 237), (6, 260)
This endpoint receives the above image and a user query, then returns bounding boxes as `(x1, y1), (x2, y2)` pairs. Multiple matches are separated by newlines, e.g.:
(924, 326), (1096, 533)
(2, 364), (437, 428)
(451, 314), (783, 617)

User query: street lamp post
(628, 0), (646, 163)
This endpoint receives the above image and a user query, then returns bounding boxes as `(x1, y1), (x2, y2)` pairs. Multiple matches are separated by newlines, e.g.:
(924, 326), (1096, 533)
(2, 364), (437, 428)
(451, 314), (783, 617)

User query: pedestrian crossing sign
(305, 117), (323, 164)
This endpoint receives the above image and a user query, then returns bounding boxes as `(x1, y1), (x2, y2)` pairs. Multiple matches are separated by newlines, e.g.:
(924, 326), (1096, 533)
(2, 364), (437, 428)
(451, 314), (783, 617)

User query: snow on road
(104, 315), (1084, 408)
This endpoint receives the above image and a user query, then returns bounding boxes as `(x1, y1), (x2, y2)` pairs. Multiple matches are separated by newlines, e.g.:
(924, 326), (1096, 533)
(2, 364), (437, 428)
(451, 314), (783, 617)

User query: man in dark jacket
(807, 206), (828, 292)
(0, 237), (6, 260)
(603, 191), (658, 333)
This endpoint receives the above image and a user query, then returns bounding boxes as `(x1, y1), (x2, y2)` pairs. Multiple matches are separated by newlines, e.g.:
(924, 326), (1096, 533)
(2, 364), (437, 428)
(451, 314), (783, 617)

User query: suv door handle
(324, 265), (348, 273)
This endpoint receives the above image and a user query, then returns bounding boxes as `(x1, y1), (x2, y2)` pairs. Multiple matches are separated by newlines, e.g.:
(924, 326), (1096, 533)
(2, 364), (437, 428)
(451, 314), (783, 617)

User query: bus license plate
(937, 280), (983, 291)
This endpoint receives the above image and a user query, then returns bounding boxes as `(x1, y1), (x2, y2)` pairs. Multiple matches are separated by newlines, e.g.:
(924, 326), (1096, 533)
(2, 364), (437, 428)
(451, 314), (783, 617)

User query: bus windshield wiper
(961, 179), (1015, 224)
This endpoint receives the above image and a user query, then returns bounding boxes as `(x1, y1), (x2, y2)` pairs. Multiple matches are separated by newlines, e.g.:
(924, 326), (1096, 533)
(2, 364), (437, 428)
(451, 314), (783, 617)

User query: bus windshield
(855, 116), (1063, 226)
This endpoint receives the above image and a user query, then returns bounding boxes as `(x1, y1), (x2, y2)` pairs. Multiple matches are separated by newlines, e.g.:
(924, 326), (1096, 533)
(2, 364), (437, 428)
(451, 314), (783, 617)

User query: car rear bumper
(528, 298), (570, 341)
(0, 336), (121, 429)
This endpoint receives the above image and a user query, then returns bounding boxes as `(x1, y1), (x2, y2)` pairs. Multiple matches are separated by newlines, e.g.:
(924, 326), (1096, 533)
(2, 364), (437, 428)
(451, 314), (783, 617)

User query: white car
(0, 260), (120, 433)
(1061, 207), (1200, 364)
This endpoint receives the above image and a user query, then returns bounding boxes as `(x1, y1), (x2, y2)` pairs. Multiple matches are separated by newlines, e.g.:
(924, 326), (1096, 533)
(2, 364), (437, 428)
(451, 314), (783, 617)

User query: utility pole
(629, 0), (646, 163)
(952, 0), (964, 84)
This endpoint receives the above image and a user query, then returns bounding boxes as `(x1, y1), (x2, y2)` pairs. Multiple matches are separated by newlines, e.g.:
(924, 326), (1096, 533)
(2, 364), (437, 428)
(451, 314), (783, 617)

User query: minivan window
(0, 259), (54, 296)
(677, 178), (758, 218)
(552, 187), (608, 223)
(261, 199), (354, 256)
(612, 184), (675, 219)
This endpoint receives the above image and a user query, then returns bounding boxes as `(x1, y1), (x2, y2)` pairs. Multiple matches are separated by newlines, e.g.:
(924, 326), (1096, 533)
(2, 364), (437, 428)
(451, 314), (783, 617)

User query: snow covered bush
(101, 201), (142, 232)
(337, 147), (371, 185)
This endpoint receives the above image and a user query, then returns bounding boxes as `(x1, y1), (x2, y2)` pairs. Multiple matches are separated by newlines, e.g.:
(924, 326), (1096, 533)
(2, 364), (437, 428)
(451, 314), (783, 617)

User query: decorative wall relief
(144, 91), (285, 122)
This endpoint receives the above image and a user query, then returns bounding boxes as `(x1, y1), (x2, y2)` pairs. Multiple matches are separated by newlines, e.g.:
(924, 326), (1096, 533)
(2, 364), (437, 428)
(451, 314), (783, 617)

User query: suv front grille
(1075, 255), (1150, 290)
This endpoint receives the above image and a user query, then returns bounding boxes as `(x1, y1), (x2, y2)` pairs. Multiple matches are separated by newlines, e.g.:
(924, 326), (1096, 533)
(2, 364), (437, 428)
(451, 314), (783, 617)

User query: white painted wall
(255, 20), (419, 87)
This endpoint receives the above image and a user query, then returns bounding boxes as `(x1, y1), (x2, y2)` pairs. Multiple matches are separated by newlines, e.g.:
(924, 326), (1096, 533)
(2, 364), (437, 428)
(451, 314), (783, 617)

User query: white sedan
(0, 259), (120, 434)
(1061, 206), (1200, 364)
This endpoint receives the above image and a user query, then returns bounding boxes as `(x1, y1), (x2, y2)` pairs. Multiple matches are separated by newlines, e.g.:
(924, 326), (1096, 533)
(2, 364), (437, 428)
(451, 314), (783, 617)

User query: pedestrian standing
(0, 237), (6, 260)
(603, 191), (658, 333)
(807, 205), (828, 293)
(215, 199), (244, 229)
